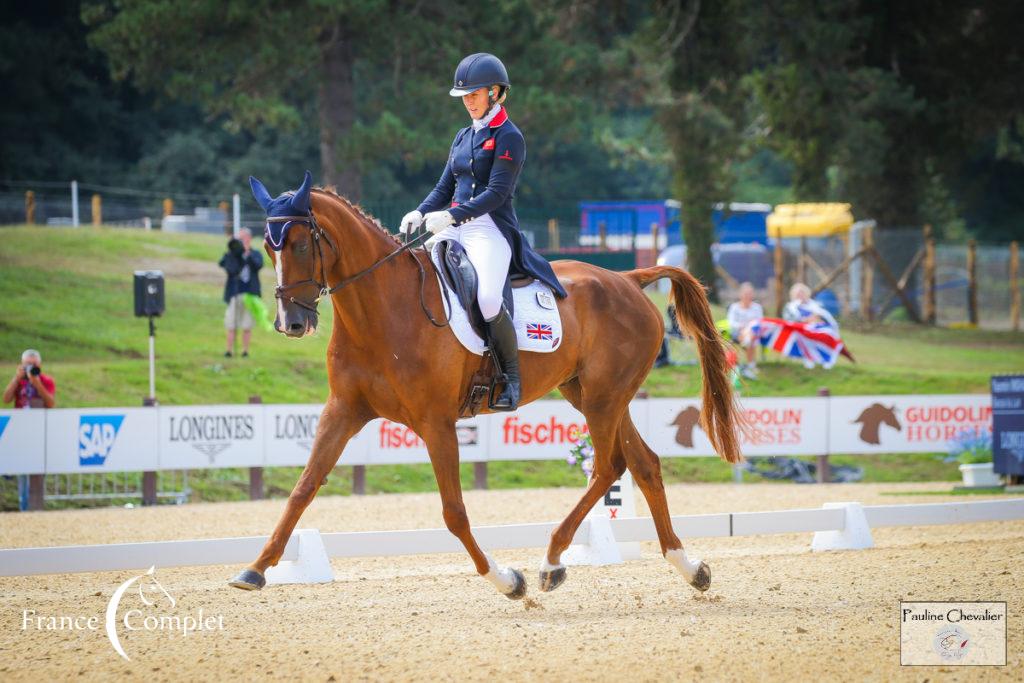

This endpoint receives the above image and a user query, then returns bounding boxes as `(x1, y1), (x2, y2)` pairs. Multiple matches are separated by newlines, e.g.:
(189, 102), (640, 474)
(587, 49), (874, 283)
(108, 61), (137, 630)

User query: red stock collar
(489, 106), (508, 128)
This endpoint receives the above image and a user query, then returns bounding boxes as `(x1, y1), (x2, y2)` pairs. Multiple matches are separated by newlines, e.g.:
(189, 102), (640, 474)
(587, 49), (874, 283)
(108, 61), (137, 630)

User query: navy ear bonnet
(249, 170), (313, 251)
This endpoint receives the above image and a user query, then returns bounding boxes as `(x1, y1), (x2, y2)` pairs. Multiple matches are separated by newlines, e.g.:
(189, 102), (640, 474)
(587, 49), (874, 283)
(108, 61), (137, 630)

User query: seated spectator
(783, 282), (838, 330)
(726, 282), (764, 379)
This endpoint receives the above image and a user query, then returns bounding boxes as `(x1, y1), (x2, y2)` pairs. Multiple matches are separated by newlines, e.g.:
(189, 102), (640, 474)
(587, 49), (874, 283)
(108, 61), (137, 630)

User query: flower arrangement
(566, 432), (594, 478)
(947, 429), (993, 465)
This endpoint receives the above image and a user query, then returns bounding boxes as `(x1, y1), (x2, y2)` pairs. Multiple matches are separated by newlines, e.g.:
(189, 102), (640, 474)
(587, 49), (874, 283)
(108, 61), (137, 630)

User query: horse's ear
(249, 176), (273, 212)
(293, 170), (313, 214)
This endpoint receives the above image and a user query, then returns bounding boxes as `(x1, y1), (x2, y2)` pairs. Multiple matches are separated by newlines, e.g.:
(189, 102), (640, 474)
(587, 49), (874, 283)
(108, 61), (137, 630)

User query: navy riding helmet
(449, 53), (510, 97)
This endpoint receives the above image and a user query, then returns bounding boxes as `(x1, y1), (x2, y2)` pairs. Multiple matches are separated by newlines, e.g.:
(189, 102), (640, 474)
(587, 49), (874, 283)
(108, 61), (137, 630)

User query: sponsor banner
(991, 375), (1024, 476)
(645, 397), (828, 457)
(0, 410), (46, 475)
(488, 402), (589, 461)
(158, 405), (264, 469)
(45, 408), (158, 474)
(264, 404), (322, 467)
(829, 394), (991, 454)
(363, 415), (489, 464)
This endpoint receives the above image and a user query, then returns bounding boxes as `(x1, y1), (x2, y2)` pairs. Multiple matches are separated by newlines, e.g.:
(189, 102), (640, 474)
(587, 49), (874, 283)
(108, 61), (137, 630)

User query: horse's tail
(625, 266), (742, 463)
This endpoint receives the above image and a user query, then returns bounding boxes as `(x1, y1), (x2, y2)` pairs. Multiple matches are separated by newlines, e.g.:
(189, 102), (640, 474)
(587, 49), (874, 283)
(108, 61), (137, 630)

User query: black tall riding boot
(486, 306), (521, 411)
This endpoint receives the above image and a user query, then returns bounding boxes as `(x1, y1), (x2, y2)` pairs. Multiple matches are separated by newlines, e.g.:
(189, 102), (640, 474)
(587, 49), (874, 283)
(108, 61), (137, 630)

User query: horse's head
(250, 171), (336, 338)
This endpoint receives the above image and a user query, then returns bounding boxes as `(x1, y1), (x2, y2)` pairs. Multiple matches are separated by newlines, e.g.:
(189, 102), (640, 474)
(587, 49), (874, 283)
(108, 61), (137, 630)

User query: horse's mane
(313, 186), (401, 244)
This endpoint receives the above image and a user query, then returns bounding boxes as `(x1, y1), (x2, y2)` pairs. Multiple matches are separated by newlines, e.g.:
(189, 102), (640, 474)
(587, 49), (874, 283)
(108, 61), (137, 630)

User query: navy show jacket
(417, 107), (567, 297)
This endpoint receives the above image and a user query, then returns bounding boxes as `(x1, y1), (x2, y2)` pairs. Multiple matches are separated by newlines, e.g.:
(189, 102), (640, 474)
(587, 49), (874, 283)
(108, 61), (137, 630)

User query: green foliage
(4, 1), (1024, 243)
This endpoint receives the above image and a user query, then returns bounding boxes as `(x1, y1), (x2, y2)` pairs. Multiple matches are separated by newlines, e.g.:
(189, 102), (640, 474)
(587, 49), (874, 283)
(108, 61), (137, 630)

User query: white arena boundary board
(1, 498), (1020, 578)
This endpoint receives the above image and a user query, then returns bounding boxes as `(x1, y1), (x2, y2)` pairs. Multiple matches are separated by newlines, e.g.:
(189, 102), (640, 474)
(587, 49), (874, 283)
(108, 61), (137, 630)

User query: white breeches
(432, 213), (512, 320)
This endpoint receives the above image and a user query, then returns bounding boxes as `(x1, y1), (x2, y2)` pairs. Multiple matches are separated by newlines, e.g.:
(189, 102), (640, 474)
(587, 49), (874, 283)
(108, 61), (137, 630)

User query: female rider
(401, 53), (566, 412)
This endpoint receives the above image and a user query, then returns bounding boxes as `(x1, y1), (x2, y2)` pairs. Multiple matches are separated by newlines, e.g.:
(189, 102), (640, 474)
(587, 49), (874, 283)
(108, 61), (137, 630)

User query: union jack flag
(748, 317), (847, 368)
(526, 323), (553, 340)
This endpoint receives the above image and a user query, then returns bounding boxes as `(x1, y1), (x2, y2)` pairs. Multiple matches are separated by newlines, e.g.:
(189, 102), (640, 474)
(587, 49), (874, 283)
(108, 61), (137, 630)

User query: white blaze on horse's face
(272, 237), (320, 338)
(273, 250), (288, 330)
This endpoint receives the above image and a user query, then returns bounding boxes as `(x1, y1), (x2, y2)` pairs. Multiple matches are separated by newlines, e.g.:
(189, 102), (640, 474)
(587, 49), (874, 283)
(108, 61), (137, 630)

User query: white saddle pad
(430, 244), (563, 355)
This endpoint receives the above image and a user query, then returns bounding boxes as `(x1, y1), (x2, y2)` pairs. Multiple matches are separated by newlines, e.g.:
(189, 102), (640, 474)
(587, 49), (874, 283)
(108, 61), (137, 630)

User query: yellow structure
(766, 203), (854, 238)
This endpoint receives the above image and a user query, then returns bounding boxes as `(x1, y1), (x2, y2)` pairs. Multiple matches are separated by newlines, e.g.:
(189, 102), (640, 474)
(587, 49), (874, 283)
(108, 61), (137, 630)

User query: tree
(83, 0), (468, 201)
(654, 0), (751, 301)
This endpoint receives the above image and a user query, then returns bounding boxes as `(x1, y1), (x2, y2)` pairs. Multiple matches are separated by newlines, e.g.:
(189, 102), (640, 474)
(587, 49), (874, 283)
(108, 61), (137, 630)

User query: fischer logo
(79, 415), (125, 466)
(501, 416), (588, 445)
(379, 420), (425, 449)
(275, 412), (319, 451)
(0, 415), (9, 440)
(168, 414), (255, 463)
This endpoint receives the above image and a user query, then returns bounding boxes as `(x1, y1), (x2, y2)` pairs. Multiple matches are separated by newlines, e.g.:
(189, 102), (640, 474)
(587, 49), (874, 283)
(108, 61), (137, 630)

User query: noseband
(265, 212), (448, 326)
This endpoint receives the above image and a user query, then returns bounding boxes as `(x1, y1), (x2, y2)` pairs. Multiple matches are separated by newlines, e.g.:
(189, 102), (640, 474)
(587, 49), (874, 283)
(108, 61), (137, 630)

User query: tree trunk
(680, 201), (718, 303)
(318, 25), (361, 201)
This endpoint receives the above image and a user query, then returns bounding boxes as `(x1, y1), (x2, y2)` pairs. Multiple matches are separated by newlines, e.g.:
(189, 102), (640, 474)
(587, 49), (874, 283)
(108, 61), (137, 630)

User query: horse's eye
(295, 241), (309, 254)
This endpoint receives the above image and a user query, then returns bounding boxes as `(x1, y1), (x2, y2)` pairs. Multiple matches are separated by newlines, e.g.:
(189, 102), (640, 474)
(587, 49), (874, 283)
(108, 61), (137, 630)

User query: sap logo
(79, 415), (125, 466)
(0, 415), (9, 440)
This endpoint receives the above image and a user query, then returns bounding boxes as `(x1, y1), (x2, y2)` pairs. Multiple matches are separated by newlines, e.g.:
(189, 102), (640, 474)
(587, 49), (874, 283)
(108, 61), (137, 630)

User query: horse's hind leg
(617, 414), (711, 592)
(539, 380), (627, 592)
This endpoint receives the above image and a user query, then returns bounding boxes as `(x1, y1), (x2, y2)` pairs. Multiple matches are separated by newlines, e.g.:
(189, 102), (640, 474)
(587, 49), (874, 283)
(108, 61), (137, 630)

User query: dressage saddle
(434, 239), (533, 417)
(435, 239), (537, 339)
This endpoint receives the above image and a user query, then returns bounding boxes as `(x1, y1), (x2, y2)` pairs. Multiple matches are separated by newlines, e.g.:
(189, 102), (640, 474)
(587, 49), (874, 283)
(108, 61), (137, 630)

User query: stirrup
(488, 374), (519, 411)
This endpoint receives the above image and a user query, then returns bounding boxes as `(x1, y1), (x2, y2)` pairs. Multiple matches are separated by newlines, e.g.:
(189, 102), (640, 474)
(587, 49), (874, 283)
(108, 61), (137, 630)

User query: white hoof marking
(483, 553), (517, 595)
(665, 548), (701, 583)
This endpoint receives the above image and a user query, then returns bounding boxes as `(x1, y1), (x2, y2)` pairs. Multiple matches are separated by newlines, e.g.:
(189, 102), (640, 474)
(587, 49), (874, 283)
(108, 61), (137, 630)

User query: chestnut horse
(229, 175), (741, 598)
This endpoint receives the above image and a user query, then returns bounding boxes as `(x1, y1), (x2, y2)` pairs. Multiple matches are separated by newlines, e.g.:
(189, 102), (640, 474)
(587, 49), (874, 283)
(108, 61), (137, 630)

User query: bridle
(265, 211), (450, 327)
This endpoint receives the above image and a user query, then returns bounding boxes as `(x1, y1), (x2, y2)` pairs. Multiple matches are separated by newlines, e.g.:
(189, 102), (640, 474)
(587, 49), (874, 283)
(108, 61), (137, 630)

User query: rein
(266, 212), (450, 327)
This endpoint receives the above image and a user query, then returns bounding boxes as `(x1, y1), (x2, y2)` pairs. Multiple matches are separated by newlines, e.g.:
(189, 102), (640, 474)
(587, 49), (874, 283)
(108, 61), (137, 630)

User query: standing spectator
(726, 282), (764, 379)
(3, 349), (55, 511)
(219, 228), (263, 357)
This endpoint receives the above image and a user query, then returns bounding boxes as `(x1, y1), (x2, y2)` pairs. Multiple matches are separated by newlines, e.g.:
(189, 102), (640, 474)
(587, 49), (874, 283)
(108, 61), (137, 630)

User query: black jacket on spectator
(219, 250), (263, 303)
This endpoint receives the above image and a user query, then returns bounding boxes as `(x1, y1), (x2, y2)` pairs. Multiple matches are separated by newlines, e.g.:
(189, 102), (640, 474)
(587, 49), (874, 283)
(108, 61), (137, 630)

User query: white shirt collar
(472, 104), (502, 131)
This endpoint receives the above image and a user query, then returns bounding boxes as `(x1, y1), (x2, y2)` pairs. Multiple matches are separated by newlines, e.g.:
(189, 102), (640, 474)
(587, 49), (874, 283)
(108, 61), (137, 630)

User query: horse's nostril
(289, 322), (304, 333)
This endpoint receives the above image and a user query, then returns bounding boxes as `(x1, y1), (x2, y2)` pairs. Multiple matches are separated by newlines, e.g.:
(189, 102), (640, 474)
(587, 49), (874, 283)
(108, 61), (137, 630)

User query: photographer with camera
(4, 349), (55, 409)
(3, 349), (55, 510)
(218, 227), (263, 357)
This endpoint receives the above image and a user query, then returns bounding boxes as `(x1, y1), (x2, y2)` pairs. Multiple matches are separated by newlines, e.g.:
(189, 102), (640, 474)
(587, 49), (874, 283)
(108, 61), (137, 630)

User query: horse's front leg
(229, 397), (368, 590)
(421, 422), (526, 600)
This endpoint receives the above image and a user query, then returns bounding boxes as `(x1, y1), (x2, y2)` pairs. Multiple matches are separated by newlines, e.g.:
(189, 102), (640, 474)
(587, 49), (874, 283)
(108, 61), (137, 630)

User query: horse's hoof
(689, 561), (711, 592)
(228, 568), (266, 591)
(539, 565), (566, 593)
(504, 568), (527, 600)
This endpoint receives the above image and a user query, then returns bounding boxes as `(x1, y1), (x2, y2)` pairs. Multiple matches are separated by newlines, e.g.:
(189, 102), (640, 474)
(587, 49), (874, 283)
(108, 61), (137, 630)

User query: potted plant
(949, 430), (1000, 488)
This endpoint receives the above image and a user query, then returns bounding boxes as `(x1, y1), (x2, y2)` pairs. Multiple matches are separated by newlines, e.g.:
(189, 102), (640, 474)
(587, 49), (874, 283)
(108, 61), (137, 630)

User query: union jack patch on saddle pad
(526, 323), (553, 340)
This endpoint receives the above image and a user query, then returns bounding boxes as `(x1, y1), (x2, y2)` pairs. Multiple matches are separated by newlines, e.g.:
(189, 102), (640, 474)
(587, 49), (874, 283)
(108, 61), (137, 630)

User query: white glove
(424, 210), (455, 234)
(399, 210), (423, 235)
